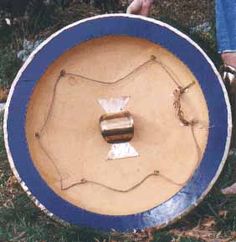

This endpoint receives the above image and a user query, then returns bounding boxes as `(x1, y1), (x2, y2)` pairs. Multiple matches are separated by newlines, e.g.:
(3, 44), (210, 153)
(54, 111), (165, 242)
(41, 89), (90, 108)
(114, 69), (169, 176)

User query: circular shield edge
(3, 13), (232, 232)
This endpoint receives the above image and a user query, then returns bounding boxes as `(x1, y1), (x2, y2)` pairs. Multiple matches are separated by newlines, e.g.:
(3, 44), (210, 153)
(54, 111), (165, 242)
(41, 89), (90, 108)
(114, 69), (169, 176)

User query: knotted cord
(35, 55), (205, 192)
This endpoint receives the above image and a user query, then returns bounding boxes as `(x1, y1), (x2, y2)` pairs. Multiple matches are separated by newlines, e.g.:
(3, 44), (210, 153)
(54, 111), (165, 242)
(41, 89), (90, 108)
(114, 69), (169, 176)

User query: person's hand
(222, 53), (236, 69)
(126, 0), (154, 17)
(221, 53), (236, 147)
(221, 53), (236, 88)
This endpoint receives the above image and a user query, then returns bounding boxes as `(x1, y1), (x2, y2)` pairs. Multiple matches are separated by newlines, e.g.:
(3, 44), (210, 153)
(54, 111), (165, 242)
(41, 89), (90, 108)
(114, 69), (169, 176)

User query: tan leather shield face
(26, 36), (209, 215)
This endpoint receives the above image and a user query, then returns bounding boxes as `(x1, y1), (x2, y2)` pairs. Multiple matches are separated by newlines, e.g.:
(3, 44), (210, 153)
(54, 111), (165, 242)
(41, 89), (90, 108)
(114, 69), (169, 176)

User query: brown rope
(35, 55), (202, 193)
(65, 58), (154, 85)
(60, 170), (184, 192)
(173, 82), (196, 127)
(35, 133), (65, 189)
(151, 55), (183, 88)
(38, 70), (65, 135)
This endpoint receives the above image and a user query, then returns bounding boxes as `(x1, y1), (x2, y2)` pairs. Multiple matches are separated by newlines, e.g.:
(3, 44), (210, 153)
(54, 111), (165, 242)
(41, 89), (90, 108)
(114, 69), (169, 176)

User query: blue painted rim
(5, 14), (231, 232)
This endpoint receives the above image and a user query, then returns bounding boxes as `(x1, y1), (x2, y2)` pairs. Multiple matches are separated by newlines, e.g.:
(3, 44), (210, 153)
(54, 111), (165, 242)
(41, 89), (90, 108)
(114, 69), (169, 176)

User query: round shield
(4, 14), (232, 232)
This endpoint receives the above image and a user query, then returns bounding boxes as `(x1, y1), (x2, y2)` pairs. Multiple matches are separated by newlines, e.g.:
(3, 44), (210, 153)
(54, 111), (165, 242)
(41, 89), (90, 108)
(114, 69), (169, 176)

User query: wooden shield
(4, 14), (232, 232)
